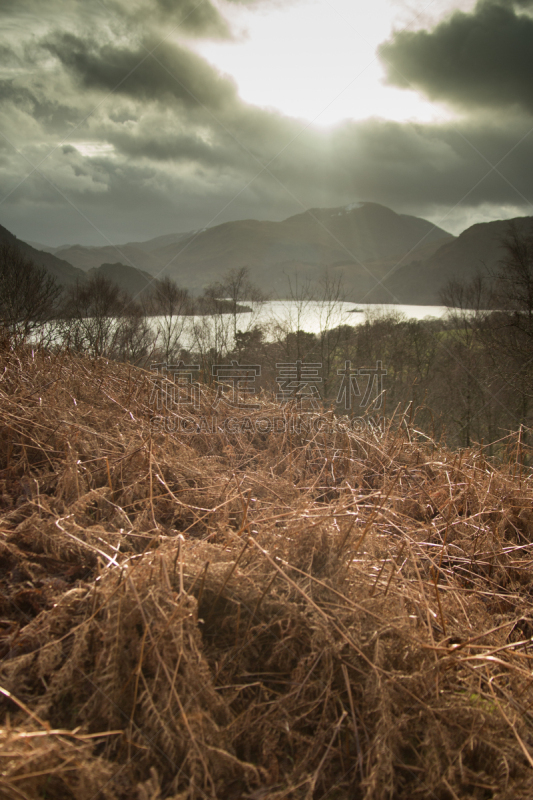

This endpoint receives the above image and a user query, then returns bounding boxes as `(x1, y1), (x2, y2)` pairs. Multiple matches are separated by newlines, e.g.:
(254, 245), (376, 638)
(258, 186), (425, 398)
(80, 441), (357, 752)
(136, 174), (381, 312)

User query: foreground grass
(1, 348), (533, 799)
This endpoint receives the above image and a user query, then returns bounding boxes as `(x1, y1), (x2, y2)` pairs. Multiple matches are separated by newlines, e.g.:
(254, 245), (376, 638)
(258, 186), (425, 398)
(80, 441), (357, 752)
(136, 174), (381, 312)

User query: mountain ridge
(34, 202), (452, 293)
(9, 203), (533, 305)
(379, 215), (533, 305)
(0, 223), (85, 287)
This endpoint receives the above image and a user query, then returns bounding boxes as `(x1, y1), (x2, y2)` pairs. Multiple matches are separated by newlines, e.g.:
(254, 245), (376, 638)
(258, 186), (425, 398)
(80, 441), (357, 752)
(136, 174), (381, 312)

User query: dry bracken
(0, 347), (533, 799)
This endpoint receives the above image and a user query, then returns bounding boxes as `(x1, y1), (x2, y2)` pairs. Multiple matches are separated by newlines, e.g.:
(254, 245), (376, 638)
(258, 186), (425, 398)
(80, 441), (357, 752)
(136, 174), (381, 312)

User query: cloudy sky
(1, 0), (533, 246)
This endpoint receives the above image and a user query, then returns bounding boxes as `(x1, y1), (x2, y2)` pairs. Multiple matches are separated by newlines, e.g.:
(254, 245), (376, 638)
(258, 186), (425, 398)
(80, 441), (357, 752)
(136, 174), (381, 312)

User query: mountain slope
(152, 202), (453, 296)
(88, 263), (159, 301)
(1, 222), (166, 300)
(23, 203), (452, 298)
(16, 207), (533, 305)
(281, 202), (450, 262)
(0, 223), (85, 286)
(53, 243), (167, 274)
(382, 216), (533, 304)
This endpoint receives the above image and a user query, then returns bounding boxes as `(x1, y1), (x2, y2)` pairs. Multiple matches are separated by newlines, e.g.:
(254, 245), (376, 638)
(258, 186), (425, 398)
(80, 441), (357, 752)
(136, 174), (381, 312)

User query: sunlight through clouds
(73, 142), (116, 157)
(194, 0), (459, 125)
(1, 0), (533, 243)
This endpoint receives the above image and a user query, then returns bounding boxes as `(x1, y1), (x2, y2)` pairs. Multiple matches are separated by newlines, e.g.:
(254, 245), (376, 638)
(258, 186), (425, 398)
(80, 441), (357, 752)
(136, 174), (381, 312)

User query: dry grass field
(1, 348), (533, 799)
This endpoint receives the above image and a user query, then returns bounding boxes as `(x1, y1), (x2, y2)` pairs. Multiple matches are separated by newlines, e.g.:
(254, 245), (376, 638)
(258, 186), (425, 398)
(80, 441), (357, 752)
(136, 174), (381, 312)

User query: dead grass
(1, 347), (533, 799)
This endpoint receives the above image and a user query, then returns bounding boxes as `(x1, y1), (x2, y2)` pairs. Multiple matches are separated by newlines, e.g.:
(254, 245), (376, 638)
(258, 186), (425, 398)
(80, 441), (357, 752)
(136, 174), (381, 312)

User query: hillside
(26, 203), (453, 298)
(1, 223), (166, 300)
(1, 349), (533, 798)
(153, 202), (453, 298)
(384, 216), (533, 304)
(88, 262), (158, 301)
(53, 242), (168, 274)
(15, 207), (533, 304)
(0, 222), (85, 287)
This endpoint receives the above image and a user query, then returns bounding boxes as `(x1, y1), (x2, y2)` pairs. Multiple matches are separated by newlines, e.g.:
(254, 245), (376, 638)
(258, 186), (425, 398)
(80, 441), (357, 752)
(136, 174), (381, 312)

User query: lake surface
(246, 301), (448, 335)
(155, 301), (449, 351)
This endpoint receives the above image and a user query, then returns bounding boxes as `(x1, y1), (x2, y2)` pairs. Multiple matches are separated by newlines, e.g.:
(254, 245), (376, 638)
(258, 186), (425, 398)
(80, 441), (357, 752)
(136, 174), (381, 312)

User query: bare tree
(190, 288), (233, 383)
(0, 243), (62, 346)
(114, 303), (155, 365)
(188, 267), (268, 380)
(483, 222), (533, 434)
(63, 273), (152, 359)
(271, 275), (317, 362)
(316, 271), (349, 400)
(495, 222), (533, 322)
(206, 266), (267, 352)
(149, 277), (191, 362)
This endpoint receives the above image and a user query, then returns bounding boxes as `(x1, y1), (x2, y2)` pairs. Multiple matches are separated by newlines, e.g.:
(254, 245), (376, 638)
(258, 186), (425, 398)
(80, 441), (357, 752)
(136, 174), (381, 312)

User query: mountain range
(6, 202), (533, 304)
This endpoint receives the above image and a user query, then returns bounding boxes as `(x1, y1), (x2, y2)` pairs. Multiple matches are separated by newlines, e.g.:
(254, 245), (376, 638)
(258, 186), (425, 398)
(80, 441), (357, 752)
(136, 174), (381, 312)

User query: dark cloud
(0, 79), (84, 131)
(2, 0), (533, 247)
(0, 0), (231, 38)
(5, 101), (533, 243)
(151, 0), (230, 37)
(123, 0), (289, 38)
(0, 42), (22, 67)
(106, 127), (224, 165)
(45, 33), (238, 111)
(380, 0), (533, 113)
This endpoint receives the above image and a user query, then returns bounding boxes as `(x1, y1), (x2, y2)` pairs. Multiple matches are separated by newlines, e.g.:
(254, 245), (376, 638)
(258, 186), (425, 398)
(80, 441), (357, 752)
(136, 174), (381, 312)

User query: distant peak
(342, 201), (366, 212)
(324, 201), (390, 217)
(325, 201), (370, 216)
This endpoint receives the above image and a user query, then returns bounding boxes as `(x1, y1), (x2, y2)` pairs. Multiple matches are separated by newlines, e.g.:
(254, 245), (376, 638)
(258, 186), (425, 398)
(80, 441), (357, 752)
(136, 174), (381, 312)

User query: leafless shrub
(0, 243), (62, 347)
(62, 273), (154, 361)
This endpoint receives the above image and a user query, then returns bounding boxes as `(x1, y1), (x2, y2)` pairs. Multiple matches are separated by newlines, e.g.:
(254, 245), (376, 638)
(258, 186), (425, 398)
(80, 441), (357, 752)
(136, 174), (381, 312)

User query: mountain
(88, 263), (159, 301)
(16, 204), (531, 305)
(48, 202), (449, 297)
(124, 230), (197, 253)
(25, 241), (64, 254)
(48, 203), (444, 302)
(50, 243), (168, 274)
(22, 203), (454, 299)
(150, 203), (454, 297)
(0, 223), (85, 287)
(1, 223), (163, 301)
(381, 216), (533, 305)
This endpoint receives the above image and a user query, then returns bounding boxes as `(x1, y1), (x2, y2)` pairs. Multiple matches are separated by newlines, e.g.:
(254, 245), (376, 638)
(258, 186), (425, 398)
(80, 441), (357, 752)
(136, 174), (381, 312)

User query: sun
(192, 0), (459, 127)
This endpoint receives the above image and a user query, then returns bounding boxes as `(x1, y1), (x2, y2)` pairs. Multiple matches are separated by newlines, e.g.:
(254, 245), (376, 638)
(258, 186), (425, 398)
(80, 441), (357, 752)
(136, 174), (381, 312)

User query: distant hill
(48, 231), (197, 272)
(15, 205), (533, 305)
(151, 202), (454, 298)
(25, 241), (64, 254)
(381, 216), (533, 304)
(43, 202), (451, 298)
(51, 243), (167, 274)
(88, 263), (159, 301)
(124, 230), (197, 253)
(0, 223), (85, 287)
(1, 223), (165, 301)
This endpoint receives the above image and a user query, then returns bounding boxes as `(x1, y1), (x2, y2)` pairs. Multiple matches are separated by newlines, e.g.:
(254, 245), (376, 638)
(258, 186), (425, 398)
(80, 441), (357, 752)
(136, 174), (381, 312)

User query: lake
(154, 301), (450, 351)
(244, 301), (448, 335)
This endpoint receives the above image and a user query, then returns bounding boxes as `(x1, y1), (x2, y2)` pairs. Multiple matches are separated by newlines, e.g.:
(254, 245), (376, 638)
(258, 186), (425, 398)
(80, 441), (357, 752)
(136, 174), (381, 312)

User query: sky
(1, 0), (533, 246)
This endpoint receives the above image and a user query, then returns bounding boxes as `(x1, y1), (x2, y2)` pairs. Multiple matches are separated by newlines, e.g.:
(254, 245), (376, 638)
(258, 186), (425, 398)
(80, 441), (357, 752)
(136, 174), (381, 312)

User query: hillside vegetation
(1, 349), (533, 799)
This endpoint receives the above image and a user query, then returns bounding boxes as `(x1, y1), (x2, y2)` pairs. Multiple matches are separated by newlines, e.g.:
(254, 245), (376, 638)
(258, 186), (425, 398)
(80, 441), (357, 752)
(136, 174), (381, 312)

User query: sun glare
(73, 143), (115, 158)
(194, 0), (456, 126)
